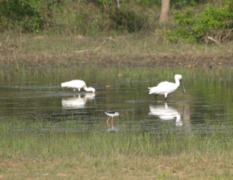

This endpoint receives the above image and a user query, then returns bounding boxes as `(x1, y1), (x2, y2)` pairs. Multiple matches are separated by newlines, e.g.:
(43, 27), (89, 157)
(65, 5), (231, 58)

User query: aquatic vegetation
(0, 117), (233, 159)
(0, 66), (232, 179)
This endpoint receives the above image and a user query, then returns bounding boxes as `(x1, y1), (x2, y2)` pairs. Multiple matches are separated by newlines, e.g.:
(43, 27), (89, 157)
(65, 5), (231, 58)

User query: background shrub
(0, 0), (232, 44)
(167, 3), (233, 43)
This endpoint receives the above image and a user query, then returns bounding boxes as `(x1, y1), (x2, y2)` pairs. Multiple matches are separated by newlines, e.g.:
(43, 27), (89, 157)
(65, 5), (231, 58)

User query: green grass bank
(0, 33), (233, 68)
(0, 120), (233, 179)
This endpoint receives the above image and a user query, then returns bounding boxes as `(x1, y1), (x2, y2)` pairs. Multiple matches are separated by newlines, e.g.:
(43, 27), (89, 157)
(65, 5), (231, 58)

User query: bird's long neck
(175, 77), (180, 87)
(84, 86), (93, 92)
(83, 86), (90, 92)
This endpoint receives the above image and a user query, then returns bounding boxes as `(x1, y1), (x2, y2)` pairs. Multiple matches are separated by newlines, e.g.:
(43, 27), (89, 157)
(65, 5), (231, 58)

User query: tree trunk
(159, 0), (170, 23)
(112, 0), (120, 8)
(116, 0), (120, 8)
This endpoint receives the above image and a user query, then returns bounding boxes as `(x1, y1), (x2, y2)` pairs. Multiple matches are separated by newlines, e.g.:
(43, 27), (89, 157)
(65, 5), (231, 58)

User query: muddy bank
(1, 51), (232, 68)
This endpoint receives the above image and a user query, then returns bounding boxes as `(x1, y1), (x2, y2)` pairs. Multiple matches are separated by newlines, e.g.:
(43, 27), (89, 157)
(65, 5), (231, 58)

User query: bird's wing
(149, 81), (175, 94)
(61, 80), (85, 89)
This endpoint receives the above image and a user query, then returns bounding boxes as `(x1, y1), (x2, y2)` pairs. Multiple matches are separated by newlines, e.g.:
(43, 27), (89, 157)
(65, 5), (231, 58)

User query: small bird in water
(105, 111), (119, 130)
(148, 74), (185, 101)
(61, 80), (95, 93)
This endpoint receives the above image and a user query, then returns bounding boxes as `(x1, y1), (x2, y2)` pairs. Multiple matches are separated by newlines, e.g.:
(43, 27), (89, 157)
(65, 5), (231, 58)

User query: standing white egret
(61, 80), (95, 93)
(148, 74), (185, 101)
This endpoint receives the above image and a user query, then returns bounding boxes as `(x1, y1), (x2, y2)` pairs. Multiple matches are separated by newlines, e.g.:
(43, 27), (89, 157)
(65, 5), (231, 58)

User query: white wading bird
(105, 111), (119, 119)
(148, 74), (185, 101)
(61, 80), (95, 93)
(105, 111), (119, 132)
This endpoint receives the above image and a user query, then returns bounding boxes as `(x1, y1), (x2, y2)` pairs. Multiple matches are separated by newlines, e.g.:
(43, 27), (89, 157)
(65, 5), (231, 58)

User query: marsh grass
(1, 116), (233, 179)
(0, 65), (232, 83)
(0, 35), (232, 178)
(1, 118), (233, 158)
(1, 33), (232, 68)
(1, 119), (233, 179)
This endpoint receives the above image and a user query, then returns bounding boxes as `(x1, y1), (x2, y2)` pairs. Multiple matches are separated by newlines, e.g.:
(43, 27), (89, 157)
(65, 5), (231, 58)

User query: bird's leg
(106, 117), (110, 128)
(111, 117), (114, 128)
(154, 94), (158, 100)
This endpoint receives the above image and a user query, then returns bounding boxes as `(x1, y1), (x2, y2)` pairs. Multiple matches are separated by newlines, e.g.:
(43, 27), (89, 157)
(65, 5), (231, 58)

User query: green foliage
(138, 0), (161, 7)
(0, 0), (42, 32)
(167, 3), (233, 43)
(193, 4), (233, 39)
(96, 0), (112, 6)
(108, 7), (148, 32)
(138, 0), (198, 8)
(0, 0), (60, 32)
(0, 0), (232, 41)
(171, 0), (197, 8)
(167, 8), (197, 43)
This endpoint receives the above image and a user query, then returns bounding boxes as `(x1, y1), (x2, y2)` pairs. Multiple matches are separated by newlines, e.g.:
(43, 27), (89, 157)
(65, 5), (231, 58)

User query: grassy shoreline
(1, 117), (233, 179)
(1, 126), (233, 179)
(0, 33), (233, 179)
(0, 33), (233, 68)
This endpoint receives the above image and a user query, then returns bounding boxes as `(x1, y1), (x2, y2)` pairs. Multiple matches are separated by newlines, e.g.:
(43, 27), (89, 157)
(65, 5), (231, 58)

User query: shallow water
(0, 67), (232, 134)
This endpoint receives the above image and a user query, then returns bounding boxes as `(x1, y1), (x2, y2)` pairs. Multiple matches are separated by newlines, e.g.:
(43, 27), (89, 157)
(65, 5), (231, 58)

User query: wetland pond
(0, 66), (232, 134)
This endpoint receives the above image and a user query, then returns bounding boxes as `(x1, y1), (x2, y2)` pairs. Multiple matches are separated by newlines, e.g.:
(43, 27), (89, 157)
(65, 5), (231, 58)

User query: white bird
(61, 80), (95, 93)
(148, 74), (185, 101)
(105, 111), (119, 129)
(149, 104), (183, 126)
(105, 111), (119, 118)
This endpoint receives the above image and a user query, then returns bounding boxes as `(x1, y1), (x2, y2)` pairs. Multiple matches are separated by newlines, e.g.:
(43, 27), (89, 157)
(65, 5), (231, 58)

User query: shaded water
(0, 67), (232, 134)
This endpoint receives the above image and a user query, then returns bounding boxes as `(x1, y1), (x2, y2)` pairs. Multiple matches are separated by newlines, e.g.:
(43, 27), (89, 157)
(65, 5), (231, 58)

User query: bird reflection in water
(61, 93), (95, 109)
(149, 103), (183, 126)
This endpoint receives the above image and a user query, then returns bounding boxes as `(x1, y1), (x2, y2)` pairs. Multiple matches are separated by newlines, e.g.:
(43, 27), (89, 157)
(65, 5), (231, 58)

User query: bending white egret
(61, 80), (95, 93)
(148, 74), (185, 101)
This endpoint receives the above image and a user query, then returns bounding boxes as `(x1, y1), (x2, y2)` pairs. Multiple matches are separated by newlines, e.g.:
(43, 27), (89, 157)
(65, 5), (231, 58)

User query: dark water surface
(0, 67), (232, 134)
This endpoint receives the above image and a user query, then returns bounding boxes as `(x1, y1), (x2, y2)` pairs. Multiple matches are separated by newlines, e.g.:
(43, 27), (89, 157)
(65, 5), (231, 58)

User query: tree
(159, 0), (170, 23)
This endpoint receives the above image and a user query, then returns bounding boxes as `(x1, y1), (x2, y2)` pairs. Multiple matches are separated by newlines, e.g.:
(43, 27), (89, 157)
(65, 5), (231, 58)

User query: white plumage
(105, 111), (119, 118)
(105, 111), (119, 131)
(148, 74), (185, 101)
(61, 80), (95, 93)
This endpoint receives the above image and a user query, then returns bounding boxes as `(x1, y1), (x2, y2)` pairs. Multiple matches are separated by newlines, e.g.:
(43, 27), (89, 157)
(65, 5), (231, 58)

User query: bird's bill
(180, 80), (185, 93)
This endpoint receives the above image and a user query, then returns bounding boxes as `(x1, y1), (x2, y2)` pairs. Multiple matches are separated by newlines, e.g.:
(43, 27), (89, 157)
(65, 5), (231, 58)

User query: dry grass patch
(0, 33), (232, 68)
(1, 153), (233, 179)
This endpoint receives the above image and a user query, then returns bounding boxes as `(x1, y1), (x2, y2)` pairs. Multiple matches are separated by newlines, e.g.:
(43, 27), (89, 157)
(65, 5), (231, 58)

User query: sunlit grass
(1, 33), (232, 68)
(1, 118), (233, 159)
(0, 117), (233, 178)
(0, 33), (232, 178)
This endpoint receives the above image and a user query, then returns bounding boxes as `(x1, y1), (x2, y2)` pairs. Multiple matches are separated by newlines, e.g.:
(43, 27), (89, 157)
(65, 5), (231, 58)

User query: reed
(0, 118), (233, 159)
(1, 33), (232, 69)
(0, 66), (232, 83)
(1, 118), (233, 179)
